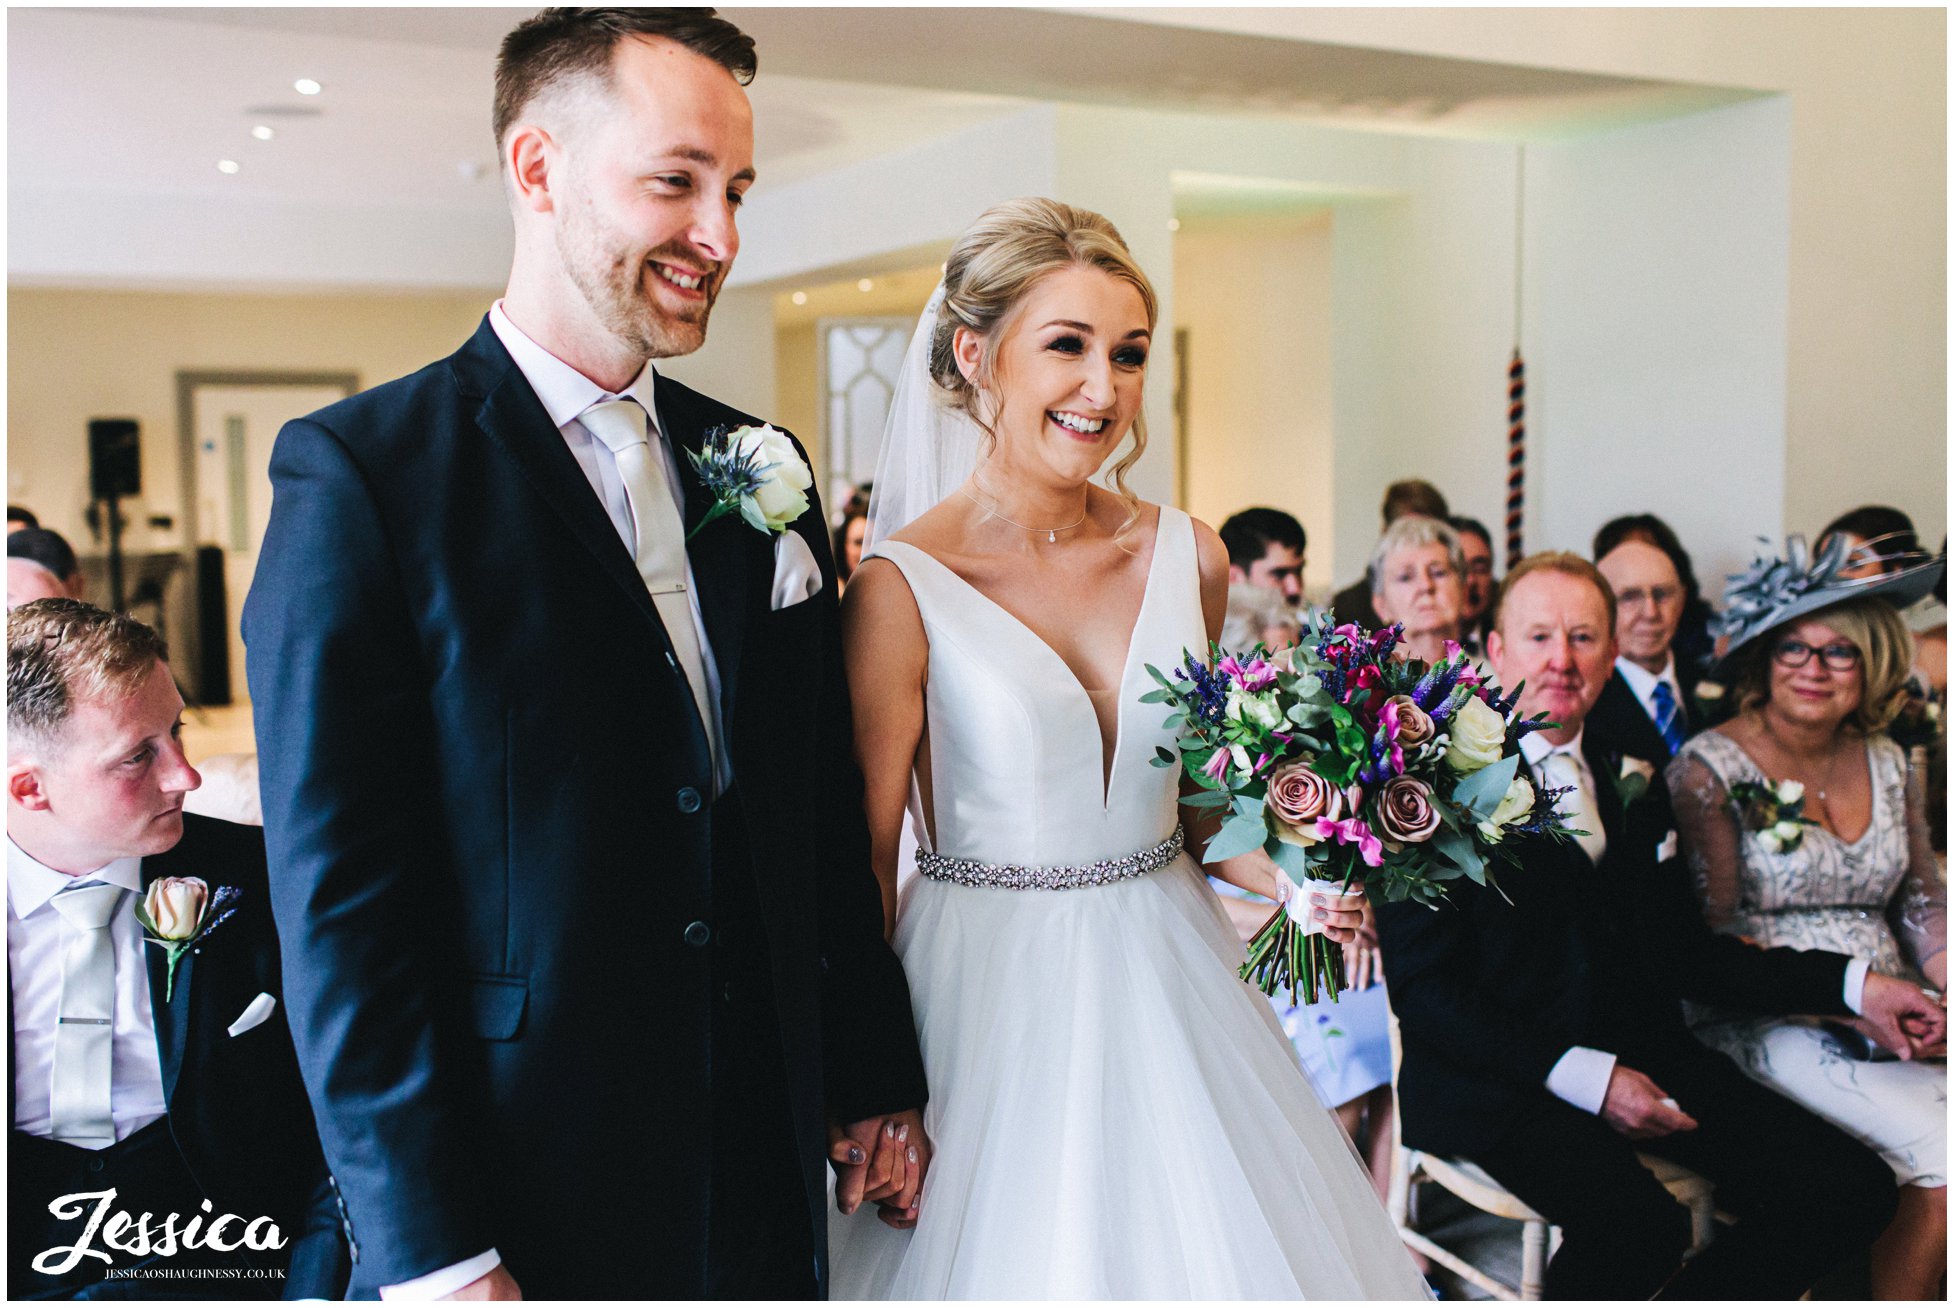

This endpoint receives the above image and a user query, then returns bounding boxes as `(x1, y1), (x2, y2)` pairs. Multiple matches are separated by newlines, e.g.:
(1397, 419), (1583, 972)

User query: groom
(244, 9), (926, 1299)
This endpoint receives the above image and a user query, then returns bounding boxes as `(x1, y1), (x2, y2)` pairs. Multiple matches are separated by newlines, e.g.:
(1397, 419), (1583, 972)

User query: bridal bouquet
(1144, 616), (1580, 1004)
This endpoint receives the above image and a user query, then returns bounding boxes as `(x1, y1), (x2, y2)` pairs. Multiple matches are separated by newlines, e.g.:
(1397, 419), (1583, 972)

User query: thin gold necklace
(960, 483), (1088, 543)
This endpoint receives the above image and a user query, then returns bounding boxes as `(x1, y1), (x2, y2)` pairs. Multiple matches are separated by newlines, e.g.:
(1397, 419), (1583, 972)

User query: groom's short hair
(494, 7), (757, 149)
(8, 599), (167, 755)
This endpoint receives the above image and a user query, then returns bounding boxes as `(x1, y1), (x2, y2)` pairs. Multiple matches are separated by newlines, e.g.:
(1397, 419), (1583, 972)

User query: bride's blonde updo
(930, 197), (1159, 541)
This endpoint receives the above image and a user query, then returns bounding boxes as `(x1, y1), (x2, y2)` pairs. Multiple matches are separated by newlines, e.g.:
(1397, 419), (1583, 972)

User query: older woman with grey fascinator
(1667, 534), (1948, 1299)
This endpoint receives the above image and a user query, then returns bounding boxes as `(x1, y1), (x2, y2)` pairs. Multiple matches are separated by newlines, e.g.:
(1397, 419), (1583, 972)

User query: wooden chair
(1384, 1013), (1717, 1299)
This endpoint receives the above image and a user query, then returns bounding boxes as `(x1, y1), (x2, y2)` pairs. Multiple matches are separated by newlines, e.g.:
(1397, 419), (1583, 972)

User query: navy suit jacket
(1377, 731), (1852, 1159)
(243, 318), (924, 1297)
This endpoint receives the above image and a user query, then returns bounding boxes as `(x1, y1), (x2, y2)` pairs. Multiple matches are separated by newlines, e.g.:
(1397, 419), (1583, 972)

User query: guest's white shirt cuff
(380, 1250), (501, 1300)
(1545, 1045), (1619, 1115)
(1843, 958), (1871, 1015)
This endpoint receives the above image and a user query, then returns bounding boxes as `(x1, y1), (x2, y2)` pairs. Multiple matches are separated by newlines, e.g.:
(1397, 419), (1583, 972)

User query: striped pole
(1505, 350), (1525, 566)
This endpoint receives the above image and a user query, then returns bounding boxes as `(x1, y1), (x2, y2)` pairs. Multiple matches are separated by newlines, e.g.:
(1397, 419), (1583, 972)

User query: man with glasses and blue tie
(1593, 538), (1703, 764)
(6, 600), (346, 1299)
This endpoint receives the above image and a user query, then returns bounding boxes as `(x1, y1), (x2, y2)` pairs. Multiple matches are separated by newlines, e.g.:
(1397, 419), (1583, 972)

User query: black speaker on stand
(88, 418), (141, 612)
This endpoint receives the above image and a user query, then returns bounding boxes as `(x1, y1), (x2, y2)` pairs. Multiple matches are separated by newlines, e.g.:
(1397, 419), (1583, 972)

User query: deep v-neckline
(891, 509), (1169, 808)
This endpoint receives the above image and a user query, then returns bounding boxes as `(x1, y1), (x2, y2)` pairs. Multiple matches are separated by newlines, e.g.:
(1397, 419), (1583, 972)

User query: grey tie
(1541, 749), (1607, 865)
(580, 399), (721, 771)
(48, 881), (125, 1149)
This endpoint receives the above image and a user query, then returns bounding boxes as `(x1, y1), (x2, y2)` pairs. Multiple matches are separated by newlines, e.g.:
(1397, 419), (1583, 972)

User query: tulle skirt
(828, 854), (1430, 1300)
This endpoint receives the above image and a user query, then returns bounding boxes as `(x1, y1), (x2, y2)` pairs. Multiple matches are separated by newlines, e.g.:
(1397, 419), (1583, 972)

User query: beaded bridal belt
(915, 825), (1185, 891)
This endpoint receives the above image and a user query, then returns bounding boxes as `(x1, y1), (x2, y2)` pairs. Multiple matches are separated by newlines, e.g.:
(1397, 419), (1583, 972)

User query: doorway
(175, 370), (358, 704)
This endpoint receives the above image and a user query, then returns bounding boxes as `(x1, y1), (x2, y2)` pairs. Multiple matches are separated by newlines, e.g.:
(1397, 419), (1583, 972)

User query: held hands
(1599, 1065), (1699, 1140)
(830, 1108), (931, 1229)
(1856, 972), (1948, 1060)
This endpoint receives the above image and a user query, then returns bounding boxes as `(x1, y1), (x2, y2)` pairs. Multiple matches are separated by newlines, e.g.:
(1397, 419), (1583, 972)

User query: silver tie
(1541, 749), (1607, 865)
(580, 399), (721, 772)
(48, 881), (125, 1149)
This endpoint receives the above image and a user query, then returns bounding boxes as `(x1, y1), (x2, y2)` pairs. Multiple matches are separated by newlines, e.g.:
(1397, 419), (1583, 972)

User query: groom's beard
(559, 216), (721, 361)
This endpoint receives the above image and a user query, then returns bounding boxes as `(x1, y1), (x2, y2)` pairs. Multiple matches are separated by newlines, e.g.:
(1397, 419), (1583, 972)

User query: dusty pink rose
(1265, 758), (1347, 846)
(1374, 775), (1441, 844)
(1382, 695), (1435, 749)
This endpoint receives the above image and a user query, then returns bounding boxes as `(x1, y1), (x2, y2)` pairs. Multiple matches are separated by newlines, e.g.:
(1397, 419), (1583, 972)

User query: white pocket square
(1656, 831), (1679, 862)
(228, 992), (277, 1038)
(771, 531), (824, 610)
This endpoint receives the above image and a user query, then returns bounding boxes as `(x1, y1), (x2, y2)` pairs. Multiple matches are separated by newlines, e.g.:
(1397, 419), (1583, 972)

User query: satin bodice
(867, 506), (1206, 868)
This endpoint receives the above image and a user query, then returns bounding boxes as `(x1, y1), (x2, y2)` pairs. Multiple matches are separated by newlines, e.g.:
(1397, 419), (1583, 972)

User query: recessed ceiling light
(251, 125), (275, 141)
(294, 78), (323, 96)
(791, 291), (808, 306)
(1167, 218), (1182, 232)
(217, 160), (241, 174)
(857, 278), (873, 292)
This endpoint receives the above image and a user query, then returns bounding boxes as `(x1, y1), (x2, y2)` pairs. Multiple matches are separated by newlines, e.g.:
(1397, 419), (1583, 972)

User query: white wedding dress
(828, 507), (1428, 1300)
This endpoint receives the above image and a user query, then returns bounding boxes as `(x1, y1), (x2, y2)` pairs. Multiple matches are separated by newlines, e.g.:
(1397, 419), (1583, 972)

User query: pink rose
(1374, 775), (1441, 844)
(1382, 695), (1435, 750)
(1266, 759), (1347, 846)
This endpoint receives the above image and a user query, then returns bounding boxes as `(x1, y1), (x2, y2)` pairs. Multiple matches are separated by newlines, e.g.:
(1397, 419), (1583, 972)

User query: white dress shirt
(1615, 654), (1684, 733)
(1518, 730), (1871, 1116)
(488, 301), (732, 794)
(8, 838), (168, 1142)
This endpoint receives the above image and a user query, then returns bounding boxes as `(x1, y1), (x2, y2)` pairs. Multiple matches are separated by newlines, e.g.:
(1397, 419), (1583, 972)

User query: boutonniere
(686, 424), (812, 541)
(1692, 678), (1728, 722)
(1614, 755), (1656, 809)
(1726, 778), (1816, 854)
(135, 877), (242, 1001)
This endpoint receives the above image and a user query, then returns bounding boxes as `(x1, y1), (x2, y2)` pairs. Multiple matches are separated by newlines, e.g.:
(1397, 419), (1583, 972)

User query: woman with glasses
(1667, 546), (1947, 1300)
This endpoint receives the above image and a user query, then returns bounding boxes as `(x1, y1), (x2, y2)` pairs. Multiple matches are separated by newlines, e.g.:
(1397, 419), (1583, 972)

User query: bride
(827, 197), (1429, 1298)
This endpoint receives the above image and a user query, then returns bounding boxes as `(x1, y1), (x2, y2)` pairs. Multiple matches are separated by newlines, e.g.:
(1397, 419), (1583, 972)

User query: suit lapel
(655, 372), (752, 723)
(1583, 732), (1628, 856)
(463, 337), (664, 632)
(139, 863), (194, 1104)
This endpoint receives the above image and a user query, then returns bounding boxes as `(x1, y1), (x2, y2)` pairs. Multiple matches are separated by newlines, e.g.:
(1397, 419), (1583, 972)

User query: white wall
(1092, 6), (1946, 560)
(1174, 218), (1336, 583)
(1526, 97), (1791, 584)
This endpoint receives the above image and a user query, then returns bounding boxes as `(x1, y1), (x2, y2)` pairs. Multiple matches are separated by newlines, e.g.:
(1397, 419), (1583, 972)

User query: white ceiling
(7, 6), (1760, 290)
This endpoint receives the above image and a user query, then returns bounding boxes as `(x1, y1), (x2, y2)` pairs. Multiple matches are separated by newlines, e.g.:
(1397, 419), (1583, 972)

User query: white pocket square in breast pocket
(228, 992), (277, 1038)
(1656, 831), (1679, 863)
(771, 531), (825, 610)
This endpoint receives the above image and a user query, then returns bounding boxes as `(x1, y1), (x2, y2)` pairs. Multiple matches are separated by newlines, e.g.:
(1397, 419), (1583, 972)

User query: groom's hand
(440, 1265), (521, 1300)
(830, 1108), (930, 1221)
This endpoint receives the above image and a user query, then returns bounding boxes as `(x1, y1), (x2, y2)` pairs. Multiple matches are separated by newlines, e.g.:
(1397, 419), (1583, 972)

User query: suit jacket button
(684, 920), (712, 947)
(676, 787), (702, 814)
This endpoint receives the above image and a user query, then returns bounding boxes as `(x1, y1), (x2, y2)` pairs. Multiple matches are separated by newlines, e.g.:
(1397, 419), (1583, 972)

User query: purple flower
(1203, 749), (1231, 783)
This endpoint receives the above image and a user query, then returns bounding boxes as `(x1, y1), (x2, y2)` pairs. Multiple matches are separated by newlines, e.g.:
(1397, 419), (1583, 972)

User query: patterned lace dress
(1668, 731), (1947, 1186)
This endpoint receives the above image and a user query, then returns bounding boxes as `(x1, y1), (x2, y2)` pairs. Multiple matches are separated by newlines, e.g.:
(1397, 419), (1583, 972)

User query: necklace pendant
(1047, 530), (1057, 544)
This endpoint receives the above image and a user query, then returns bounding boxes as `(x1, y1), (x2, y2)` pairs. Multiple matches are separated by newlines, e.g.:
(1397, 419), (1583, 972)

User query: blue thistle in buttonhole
(686, 423), (814, 541)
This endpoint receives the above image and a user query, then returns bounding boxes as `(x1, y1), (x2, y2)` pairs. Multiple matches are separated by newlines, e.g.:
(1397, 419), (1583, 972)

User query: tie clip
(58, 1017), (111, 1025)
(646, 582), (687, 596)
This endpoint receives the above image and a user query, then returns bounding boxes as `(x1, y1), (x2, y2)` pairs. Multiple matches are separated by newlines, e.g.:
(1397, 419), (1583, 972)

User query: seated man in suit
(1377, 554), (1942, 1300)
(1591, 538), (1701, 764)
(7, 600), (347, 1299)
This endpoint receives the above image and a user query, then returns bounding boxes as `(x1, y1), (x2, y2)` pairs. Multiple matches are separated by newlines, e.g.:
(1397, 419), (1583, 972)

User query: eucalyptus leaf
(1453, 752), (1521, 819)
(1204, 813), (1269, 863)
(1268, 839), (1310, 879)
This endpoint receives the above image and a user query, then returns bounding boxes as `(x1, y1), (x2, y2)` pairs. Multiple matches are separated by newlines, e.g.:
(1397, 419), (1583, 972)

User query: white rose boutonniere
(686, 424), (813, 540)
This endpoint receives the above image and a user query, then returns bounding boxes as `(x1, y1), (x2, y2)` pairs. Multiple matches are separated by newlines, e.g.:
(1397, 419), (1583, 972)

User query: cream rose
(1445, 694), (1507, 774)
(1375, 775), (1441, 844)
(143, 877), (208, 941)
(1383, 695), (1435, 750)
(1226, 688), (1284, 732)
(731, 425), (814, 532)
(1477, 775), (1536, 844)
(1265, 759), (1346, 847)
(1775, 779), (1806, 806)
